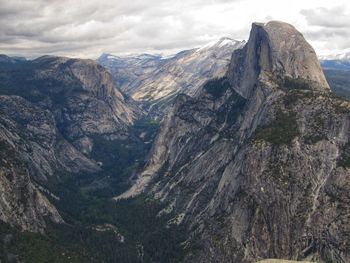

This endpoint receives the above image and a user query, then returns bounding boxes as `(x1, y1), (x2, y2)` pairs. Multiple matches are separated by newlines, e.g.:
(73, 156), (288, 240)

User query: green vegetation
(1, 164), (185, 263)
(212, 89), (247, 139)
(282, 89), (315, 108)
(87, 135), (147, 197)
(72, 117), (159, 199)
(1, 221), (126, 263)
(132, 118), (160, 141)
(0, 112), (186, 262)
(253, 110), (299, 145)
(303, 112), (328, 144)
(217, 90), (246, 124)
(0, 196), (185, 263)
(204, 77), (231, 98)
(303, 134), (325, 145)
(279, 76), (314, 91)
(0, 58), (185, 262)
(256, 260), (315, 263)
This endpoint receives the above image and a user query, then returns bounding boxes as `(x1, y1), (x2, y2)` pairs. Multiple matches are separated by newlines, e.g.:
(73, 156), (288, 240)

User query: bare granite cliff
(228, 21), (329, 98)
(119, 21), (350, 262)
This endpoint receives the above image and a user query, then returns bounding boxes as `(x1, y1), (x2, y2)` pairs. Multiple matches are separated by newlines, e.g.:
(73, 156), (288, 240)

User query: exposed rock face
(0, 56), (142, 231)
(228, 21), (329, 98)
(121, 21), (350, 262)
(98, 38), (245, 107)
(31, 56), (140, 143)
(0, 95), (98, 180)
(0, 127), (63, 232)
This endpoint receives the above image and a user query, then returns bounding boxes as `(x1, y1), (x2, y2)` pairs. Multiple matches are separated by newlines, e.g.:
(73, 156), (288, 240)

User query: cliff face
(228, 21), (329, 98)
(121, 21), (350, 262)
(0, 56), (142, 231)
(0, 107), (63, 231)
(31, 56), (140, 144)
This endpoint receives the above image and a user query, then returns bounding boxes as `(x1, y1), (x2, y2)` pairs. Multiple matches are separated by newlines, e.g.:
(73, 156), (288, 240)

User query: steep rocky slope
(0, 111), (63, 232)
(0, 55), (142, 231)
(98, 38), (245, 108)
(120, 21), (350, 262)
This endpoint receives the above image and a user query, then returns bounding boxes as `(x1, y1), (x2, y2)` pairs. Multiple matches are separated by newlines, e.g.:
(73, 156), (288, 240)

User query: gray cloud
(0, 0), (349, 58)
(0, 0), (248, 58)
(300, 5), (350, 52)
(300, 6), (350, 28)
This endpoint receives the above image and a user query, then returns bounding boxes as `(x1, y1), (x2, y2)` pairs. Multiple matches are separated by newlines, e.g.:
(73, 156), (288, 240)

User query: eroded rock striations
(0, 55), (141, 231)
(121, 21), (350, 262)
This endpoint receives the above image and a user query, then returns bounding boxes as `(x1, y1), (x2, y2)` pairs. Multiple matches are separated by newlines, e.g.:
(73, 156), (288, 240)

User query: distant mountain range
(320, 59), (350, 71)
(319, 51), (350, 61)
(98, 40), (350, 109)
(319, 56), (350, 99)
(98, 38), (245, 112)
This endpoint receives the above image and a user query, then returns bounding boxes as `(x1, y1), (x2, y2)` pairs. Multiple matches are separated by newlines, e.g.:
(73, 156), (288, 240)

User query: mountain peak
(258, 21), (330, 89)
(228, 21), (330, 98)
(197, 37), (244, 52)
(0, 54), (27, 64)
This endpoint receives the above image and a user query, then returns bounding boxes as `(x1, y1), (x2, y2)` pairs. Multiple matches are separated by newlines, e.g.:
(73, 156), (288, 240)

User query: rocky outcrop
(0, 56), (142, 231)
(32, 56), (140, 143)
(0, 131), (63, 232)
(0, 95), (99, 180)
(227, 21), (329, 98)
(121, 21), (350, 262)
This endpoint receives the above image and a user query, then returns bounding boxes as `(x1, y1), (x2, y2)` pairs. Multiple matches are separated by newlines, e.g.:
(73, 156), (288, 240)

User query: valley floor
(257, 260), (315, 263)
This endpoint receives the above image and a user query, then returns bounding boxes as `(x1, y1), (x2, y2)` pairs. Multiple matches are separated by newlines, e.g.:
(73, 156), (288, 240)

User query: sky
(0, 0), (349, 59)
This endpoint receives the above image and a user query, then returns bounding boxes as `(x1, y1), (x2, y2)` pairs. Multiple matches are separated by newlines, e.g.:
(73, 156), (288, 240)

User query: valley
(0, 56), (184, 262)
(0, 20), (350, 263)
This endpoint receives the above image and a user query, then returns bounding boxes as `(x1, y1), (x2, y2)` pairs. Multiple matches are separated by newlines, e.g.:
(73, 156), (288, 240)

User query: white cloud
(0, 0), (349, 58)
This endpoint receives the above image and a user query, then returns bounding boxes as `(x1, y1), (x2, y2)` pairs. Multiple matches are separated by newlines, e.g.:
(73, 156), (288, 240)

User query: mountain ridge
(98, 38), (245, 111)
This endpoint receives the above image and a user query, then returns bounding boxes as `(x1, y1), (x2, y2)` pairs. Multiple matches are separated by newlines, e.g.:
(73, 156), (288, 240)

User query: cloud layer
(0, 0), (349, 58)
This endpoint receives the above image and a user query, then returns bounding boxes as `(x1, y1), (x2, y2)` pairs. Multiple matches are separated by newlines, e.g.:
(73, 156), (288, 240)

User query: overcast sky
(0, 0), (349, 59)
